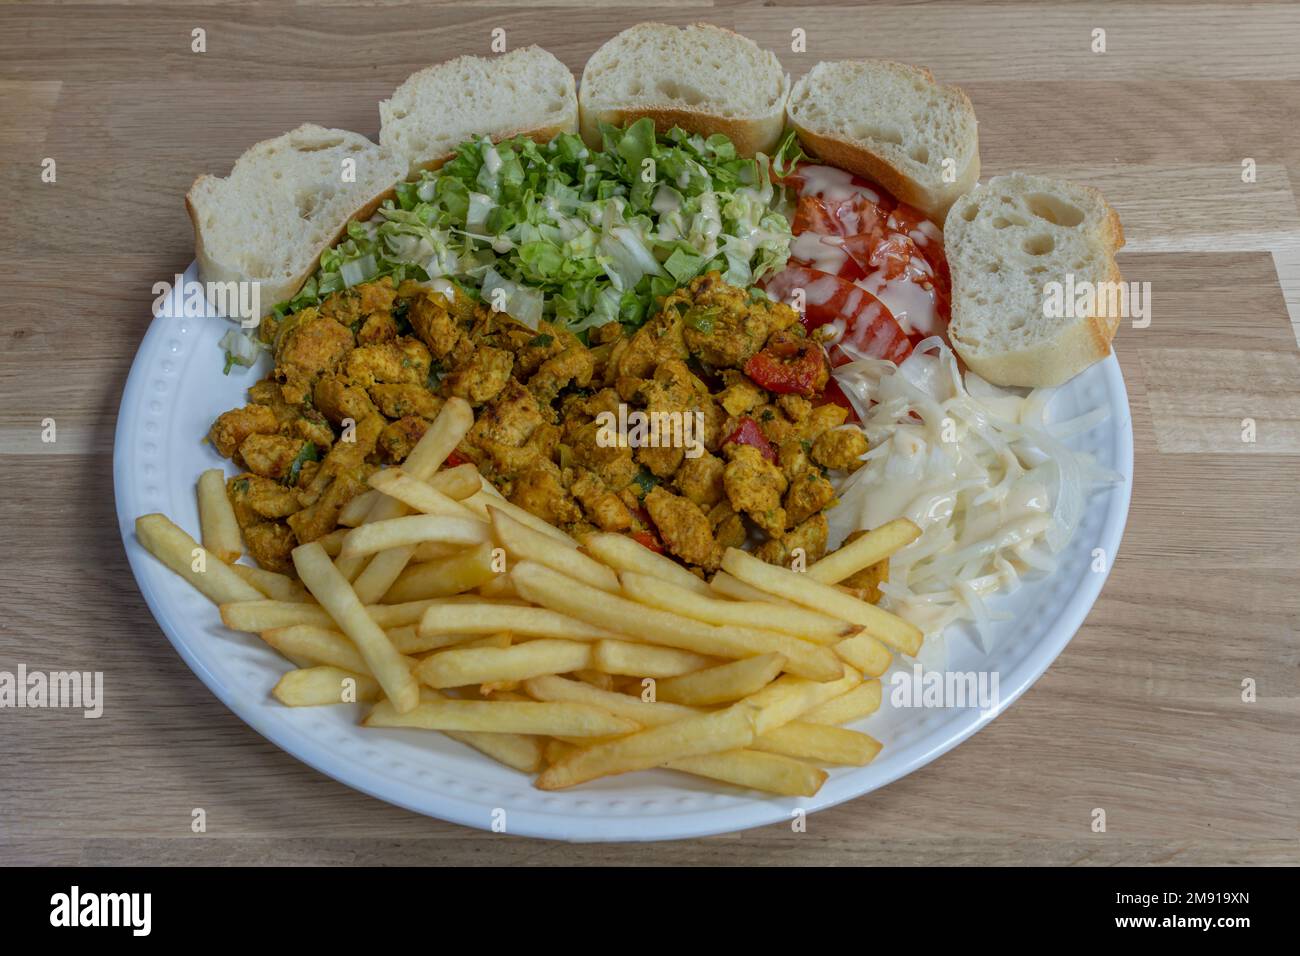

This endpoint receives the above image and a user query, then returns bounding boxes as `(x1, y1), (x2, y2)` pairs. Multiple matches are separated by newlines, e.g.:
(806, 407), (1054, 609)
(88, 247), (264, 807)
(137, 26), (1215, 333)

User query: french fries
(337, 488), (382, 527)
(229, 563), (312, 603)
(581, 531), (711, 594)
(665, 750), (827, 797)
(292, 541), (419, 713)
(382, 541), (497, 603)
(801, 680), (883, 725)
(350, 399), (475, 603)
(427, 463), (483, 501)
(197, 469), (242, 563)
(721, 547), (923, 656)
(833, 632), (894, 678)
(489, 506), (618, 592)
(136, 514), (263, 605)
(620, 571), (853, 644)
(416, 639), (593, 689)
(367, 468), (478, 519)
(366, 698), (636, 737)
(653, 653), (785, 705)
(272, 666), (380, 706)
(418, 602), (621, 641)
(535, 703), (759, 790)
(464, 490), (576, 544)
(511, 561), (844, 681)
(751, 722), (882, 766)
(260, 625), (374, 674)
(340, 515), (489, 559)
(806, 517), (921, 584)
(591, 639), (717, 679)
(145, 382), (916, 797)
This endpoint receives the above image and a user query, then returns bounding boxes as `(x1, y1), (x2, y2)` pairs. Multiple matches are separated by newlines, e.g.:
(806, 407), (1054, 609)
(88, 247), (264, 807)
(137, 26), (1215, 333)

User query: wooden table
(2, 1), (1297, 866)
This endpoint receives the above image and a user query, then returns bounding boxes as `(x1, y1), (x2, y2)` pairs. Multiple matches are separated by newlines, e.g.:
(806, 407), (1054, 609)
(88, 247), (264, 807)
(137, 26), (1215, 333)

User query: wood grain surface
(1, 1), (1297, 866)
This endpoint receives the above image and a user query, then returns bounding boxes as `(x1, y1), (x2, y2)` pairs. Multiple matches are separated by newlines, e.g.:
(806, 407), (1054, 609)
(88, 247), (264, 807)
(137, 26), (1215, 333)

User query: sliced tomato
(763, 265), (912, 365)
(445, 450), (469, 468)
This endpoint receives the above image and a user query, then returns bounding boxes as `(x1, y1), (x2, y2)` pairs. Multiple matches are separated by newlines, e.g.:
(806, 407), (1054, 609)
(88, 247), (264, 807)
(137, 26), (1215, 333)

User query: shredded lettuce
(276, 121), (800, 333)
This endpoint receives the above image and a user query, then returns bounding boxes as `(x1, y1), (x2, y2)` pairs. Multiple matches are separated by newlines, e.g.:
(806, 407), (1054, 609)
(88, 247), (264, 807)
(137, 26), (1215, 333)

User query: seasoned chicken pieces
(209, 271), (864, 575)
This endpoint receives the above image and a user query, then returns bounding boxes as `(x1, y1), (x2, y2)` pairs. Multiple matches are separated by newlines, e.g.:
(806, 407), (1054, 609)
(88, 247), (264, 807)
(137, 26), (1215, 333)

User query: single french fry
(230, 563), (312, 603)
(489, 506), (617, 592)
(665, 750), (827, 797)
(340, 515), (489, 559)
(365, 698), (635, 737)
(751, 722), (882, 766)
(833, 632), (894, 678)
(581, 532), (710, 594)
(136, 514), (263, 605)
(416, 640), (593, 689)
(654, 653), (785, 706)
(221, 600), (335, 632)
(621, 571), (852, 644)
(592, 639), (716, 679)
(418, 602), (621, 641)
(292, 541), (419, 713)
(382, 541), (497, 603)
(511, 561), (843, 681)
(800, 680), (883, 726)
(272, 666), (380, 706)
(721, 548), (923, 656)
(368, 468), (478, 518)
(807, 518), (921, 584)
(535, 703), (758, 790)
(337, 488), (382, 527)
(197, 469), (242, 563)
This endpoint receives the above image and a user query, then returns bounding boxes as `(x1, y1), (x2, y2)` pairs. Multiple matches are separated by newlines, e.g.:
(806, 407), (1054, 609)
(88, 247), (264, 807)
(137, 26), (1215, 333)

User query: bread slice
(578, 22), (789, 157)
(186, 124), (405, 311)
(943, 173), (1126, 387)
(786, 59), (979, 221)
(380, 46), (577, 177)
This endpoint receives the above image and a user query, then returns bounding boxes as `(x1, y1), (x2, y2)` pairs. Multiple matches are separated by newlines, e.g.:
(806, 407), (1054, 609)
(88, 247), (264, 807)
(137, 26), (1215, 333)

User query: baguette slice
(786, 59), (979, 221)
(944, 173), (1126, 387)
(186, 124), (404, 311)
(380, 46), (577, 177)
(579, 22), (789, 157)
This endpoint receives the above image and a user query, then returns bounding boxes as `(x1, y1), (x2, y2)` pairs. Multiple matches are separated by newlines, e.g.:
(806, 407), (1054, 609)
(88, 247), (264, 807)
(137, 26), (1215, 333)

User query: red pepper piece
(743, 332), (829, 396)
(722, 416), (778, 463)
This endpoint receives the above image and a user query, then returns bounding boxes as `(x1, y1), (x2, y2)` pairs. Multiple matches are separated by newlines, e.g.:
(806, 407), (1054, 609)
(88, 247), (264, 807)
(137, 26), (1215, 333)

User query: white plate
(115, 263), (1133, 842)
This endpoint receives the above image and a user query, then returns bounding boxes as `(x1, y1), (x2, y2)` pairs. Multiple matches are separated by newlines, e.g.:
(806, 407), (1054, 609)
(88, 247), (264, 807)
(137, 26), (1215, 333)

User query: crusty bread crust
(789, 122), (980, 219)
(578, 21), (789, 158)
(579, 106), (785, 158)
(185, 178), (397, 311)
